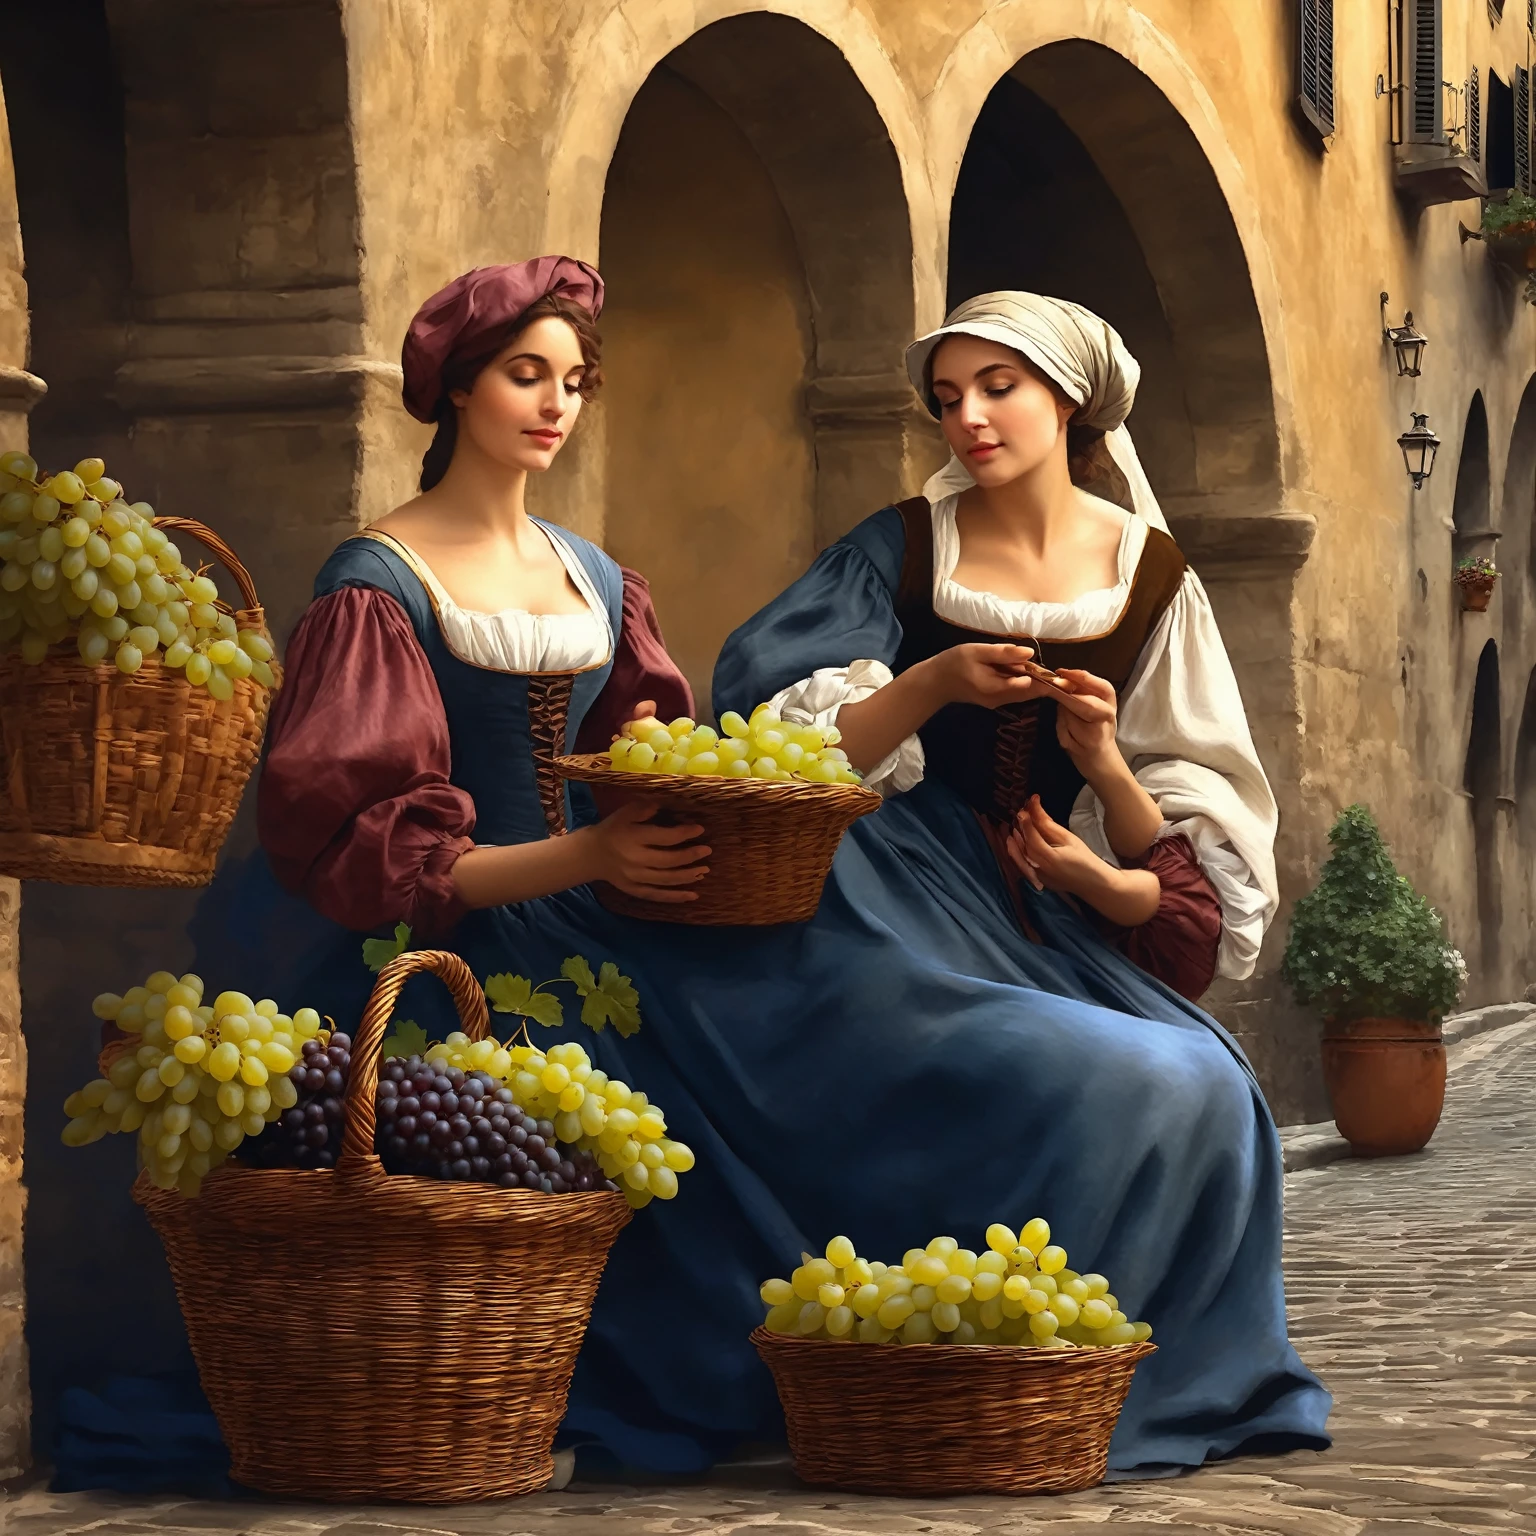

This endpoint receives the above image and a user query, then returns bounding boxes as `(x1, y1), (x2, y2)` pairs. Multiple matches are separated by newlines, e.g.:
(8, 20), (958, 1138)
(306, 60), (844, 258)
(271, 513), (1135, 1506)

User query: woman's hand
(1005, 796), (1159, 926)
(1051, 669), (1120, 775)
(586, 799), (710, 903)
(924, 643), (1053, 710)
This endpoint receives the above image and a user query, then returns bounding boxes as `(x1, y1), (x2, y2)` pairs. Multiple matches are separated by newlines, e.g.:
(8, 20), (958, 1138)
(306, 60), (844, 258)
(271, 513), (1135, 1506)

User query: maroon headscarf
(400, 257), (605, 423)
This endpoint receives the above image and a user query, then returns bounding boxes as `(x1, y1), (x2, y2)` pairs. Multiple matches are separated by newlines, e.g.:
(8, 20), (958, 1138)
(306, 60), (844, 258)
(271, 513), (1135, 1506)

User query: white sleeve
(1068, 569), (1280, 981)
(767, 660), (925, 795)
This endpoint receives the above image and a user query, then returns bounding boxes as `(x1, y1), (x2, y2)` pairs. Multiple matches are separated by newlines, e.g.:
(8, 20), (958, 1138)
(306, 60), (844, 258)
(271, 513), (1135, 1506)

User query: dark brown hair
(922, 341), (1132, 511)
(420, 294), (604, 491)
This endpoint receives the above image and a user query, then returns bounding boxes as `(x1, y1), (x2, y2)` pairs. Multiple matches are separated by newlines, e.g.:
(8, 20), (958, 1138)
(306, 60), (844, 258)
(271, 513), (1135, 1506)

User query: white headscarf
(903, 291), (1169, 532)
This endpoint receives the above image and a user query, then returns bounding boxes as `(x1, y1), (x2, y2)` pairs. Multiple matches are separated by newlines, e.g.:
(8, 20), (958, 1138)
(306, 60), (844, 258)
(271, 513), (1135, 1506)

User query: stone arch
(1505, 374), (1536, 590)
(545, 1), (938, 309)
(595, 11), (918, 704)
(1515, 664), (1536, 843)
(1451, 392), (1495, 568)
(926, 3), (1295, 494)
(1464, 639), (1503, 971)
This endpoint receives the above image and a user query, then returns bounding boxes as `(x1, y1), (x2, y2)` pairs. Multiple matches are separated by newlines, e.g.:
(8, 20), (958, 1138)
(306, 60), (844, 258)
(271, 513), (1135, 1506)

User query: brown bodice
(891, 496), (1187, 826)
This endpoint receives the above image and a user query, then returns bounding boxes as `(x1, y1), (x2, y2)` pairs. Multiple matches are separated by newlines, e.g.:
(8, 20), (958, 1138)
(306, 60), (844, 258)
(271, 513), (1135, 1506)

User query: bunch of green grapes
(607, 704), (862, 786)
(758, 1219), (1154, 1348)
(62, 970), (321, 1195)
(0, 450), (276, 698)
(418, 1032), (694, 1209)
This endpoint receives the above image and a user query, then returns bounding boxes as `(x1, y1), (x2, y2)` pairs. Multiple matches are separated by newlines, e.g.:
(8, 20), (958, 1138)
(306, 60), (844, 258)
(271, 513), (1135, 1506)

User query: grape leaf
(582, 961), (642, 1037)
(561, 955), (598, 995)
(381, 1019), (428, 1060)
(485, 972), (565, 1028)
(362, 921), (411, 974)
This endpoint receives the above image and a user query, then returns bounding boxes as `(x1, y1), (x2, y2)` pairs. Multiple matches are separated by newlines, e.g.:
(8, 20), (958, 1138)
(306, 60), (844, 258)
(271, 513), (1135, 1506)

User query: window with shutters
(1469, 68), (1482, 166)
(1406, 0), (1443, 143)
(1518, 66), (1532, 193)
(1388, 0), (1490, 201)
(1297, 0), (1335, 137)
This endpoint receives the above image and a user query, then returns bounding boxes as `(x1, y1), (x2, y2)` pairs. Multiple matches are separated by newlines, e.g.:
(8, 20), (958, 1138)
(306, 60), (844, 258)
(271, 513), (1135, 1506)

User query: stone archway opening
(1452, 392), (1495, 570)
(948, 41), (1281, 509)
(1465, 639), (1503, 974)
(598, 13), (915, 707)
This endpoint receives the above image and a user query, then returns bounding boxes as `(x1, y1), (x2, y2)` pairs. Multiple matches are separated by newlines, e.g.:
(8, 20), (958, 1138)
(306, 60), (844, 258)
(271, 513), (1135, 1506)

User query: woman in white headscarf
(698, 292), (1332, 1478)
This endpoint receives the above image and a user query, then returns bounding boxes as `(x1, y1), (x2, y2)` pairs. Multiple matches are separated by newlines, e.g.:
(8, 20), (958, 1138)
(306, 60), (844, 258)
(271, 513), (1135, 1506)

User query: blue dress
(192, 512), (1331, 1481)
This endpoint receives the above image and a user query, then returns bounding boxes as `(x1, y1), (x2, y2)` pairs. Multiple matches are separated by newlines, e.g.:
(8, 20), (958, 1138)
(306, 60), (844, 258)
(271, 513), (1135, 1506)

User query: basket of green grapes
(557, 704), (881, 925)
(752, 1218), (1156, 1496)
(0, 450), (277, 887)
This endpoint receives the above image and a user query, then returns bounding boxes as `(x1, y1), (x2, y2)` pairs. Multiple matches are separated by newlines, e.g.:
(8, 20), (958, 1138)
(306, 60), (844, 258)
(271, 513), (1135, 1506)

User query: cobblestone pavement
(5, 1021), (1534, 1536)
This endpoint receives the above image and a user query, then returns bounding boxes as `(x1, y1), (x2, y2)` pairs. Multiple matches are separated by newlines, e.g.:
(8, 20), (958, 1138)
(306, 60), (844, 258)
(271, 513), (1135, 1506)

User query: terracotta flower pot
(1320, 1016), (1446, 1156)
(1458, 574), (1497, 612)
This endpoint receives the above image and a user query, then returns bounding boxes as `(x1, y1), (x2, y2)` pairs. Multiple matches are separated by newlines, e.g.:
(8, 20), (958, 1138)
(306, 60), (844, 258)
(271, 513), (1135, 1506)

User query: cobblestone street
(5, 1019), (1534, 1536)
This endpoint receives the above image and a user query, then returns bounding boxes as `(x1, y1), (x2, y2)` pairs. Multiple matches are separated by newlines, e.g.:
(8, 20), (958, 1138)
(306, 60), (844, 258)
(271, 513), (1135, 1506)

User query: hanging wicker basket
(135, 949), (632, 1503)
(0, 517), (276, 887)
(753, 1328), (1155, 1496)
(555, 753), (880, 925)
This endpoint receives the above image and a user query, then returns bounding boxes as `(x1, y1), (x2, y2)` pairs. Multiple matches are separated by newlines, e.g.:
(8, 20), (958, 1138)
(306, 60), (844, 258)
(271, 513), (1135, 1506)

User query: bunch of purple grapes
(243, 1032), (353, 1170)
(376, 1056), (619, 1192)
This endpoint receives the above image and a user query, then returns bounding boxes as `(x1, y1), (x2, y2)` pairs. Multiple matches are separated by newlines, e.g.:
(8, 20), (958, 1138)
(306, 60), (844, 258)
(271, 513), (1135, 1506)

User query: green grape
(764, 1302), (800, 1335)
(719, 710), (749, 738)
(184, 652), (211, 686)
(114, 643), (142, 675)
(760, 1277), (794, 1306)
(67, 562), (94, 594)
(237, 629), (273, 661)
(683, 751), (718, 776)
(825, 1234), (856, 1267)
(74, 457), (106, 483)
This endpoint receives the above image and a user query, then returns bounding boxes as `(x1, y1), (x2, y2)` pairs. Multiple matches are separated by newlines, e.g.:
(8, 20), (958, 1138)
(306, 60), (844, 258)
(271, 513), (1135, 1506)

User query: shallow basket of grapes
(752, 1328), (1155, 1496)
(134, 950), (632, 1504)
(556, 753), (881, 924)
(0, 515), (275, 887)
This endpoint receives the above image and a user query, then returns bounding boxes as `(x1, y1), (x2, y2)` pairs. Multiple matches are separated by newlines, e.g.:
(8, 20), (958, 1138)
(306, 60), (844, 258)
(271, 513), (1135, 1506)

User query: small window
(1297, 0), (1335, 137)
(1490, 71), (1515, 189)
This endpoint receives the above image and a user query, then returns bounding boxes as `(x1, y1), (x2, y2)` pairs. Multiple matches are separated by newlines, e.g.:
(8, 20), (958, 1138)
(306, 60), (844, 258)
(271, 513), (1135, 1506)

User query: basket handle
(152, 515), (261, 614)
(338, 949), (491, 1172)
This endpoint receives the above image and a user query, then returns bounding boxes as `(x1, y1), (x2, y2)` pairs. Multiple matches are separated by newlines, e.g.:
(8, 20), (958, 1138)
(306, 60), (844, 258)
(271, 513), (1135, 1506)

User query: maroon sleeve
(257, 586), (476, 938)
(1094, 834), (1224, 1001)
(574, 566), (695, 752)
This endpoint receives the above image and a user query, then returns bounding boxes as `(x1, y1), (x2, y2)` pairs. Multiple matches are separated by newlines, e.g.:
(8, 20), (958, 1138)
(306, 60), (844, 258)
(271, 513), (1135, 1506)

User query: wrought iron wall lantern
(1379, 293), (1428, 375)
(1397, 413), (1441, 489)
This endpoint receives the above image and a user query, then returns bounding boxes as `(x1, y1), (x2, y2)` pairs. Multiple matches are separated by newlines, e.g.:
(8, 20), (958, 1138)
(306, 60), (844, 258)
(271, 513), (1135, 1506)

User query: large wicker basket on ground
(136, 950), (632, 1503)
(0, 516), (274, 887)
(556, 753), (880, 924)
(753, 1327), (1155, 1496)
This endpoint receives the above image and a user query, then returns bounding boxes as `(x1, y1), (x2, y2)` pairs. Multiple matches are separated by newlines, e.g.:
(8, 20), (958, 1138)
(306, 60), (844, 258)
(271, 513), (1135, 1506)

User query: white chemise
(382, 525), (612, 674)
(765, 496), (1279, 982)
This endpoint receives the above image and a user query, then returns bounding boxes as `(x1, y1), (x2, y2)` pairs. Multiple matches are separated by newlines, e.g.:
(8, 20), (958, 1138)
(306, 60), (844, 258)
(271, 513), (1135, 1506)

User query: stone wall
(0, 65), (33, 1484)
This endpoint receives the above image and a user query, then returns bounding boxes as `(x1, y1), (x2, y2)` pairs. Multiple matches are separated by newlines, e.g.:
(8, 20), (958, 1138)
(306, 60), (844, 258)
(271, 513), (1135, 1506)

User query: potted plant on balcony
(1481, 189), (1536, 301)
(1282, 805), (1465, 1156)
(1454, 554), (1498, 611)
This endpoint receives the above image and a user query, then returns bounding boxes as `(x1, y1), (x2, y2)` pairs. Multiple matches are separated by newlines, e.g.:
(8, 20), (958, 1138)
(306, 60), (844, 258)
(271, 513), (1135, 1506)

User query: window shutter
(1406, 0), (1443, 143)
(1297, 0), (1335, 135)
(1469, 68), (1482, 164)
(1518, 66), (1532, 192)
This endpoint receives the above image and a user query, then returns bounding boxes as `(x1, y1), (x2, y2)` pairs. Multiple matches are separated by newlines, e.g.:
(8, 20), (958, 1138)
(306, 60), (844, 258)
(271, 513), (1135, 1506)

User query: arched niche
(947, 40), (1283, 512)
(1505, 374), (1536, 593)
(1464, 638), (1503, 972)
(599, 13), (915, 707)
(1451, 392), (1496, 568)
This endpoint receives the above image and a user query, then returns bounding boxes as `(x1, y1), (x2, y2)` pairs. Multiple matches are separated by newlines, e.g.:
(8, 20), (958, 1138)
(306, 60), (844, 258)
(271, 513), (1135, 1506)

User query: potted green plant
(1454, 554), (1498, 612)
(1282, 805), (1465, 1156)
(1481, 189), (1536, 301)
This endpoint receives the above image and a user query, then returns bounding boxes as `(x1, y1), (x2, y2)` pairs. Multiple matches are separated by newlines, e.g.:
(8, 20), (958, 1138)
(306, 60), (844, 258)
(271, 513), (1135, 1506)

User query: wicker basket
(753, 1328), (1156, 1496)
(135, 949), (632, 1503)
(556, 753), (880, 925)
(0, 516), (275, 887)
